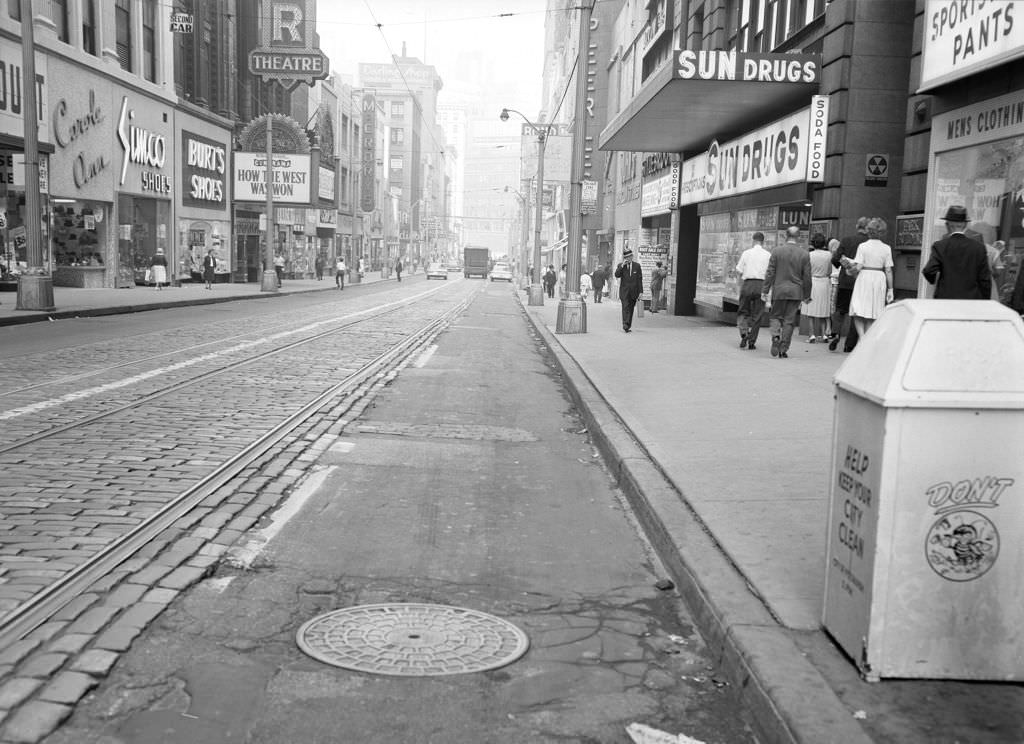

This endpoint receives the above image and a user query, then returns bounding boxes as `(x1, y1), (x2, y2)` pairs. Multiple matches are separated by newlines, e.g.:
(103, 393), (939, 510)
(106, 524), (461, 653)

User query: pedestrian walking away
(844, 217), (895, 338)
(274, 253), (285, 287)
(335, 256), (347, 290)
(395, 257), (403, 282)
(202, 248), (217, 290)
(921, 204), (992, 299)
(543, 265), (557, 298)
(735, 231), (770, 350)
(314, 254), (324, 281)
(649, 260), (668, 312)
(579, 268), (593, 302)
(762, 225), (812, 358)
(591, 265), (606, 303)
(828, 216), (868, 352)
(805, 233), (832, 342)
(558, 263), (568, 299)
(615, 247), (643, 332)
(826, 238), (841, 338)
(149, 247), (168, 290)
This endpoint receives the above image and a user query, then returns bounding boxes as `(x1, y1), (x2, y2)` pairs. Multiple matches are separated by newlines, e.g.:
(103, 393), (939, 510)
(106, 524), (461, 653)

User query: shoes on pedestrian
(779, 351), (789, 358)
(739, 335), (748, 349)
(770, 337), (780, 357)
(748, 344), (756, 351)
(807, 336), (817, 343)
(828, 335), (840, 351)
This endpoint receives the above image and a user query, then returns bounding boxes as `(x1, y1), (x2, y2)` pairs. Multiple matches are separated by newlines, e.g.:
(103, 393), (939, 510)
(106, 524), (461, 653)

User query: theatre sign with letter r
(248, 0), (329, 90)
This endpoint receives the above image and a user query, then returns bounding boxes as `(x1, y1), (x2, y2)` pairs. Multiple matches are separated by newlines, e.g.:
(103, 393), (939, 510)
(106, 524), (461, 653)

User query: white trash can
(823, 300), (1024, 681)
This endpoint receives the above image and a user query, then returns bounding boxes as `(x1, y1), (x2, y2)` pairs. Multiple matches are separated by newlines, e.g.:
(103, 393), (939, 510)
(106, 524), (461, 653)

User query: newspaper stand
(823, 300), (1024, 681)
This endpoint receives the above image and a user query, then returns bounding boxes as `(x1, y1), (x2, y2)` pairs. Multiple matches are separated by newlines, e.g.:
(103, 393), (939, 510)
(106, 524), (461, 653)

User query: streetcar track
(0, 281), (456, 400)
(0, 292), (474, 648)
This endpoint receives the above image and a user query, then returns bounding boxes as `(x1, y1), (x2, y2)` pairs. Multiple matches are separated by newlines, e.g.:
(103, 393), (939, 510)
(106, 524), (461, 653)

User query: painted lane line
(223, 466), (335, 570)
(0, 285), (450, 423)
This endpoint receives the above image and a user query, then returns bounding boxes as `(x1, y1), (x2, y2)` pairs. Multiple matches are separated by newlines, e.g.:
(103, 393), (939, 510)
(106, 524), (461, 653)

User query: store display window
(118, 195), (170, 286)
(930, 135), (1024, 304)
(52, 200), (108, 267)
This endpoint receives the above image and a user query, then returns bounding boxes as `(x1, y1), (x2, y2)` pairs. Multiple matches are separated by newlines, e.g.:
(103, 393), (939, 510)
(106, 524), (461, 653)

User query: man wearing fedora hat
(614, 246), (643, 332)
(922, 205), (991, 299)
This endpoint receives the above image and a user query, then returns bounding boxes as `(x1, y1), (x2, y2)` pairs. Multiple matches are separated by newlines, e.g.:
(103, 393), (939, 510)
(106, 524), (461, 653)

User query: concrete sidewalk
(522, 293), (1024, 744)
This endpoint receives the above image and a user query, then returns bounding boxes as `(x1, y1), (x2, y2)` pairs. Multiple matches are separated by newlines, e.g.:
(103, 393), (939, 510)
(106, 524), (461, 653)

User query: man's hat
(623, 248), (633, 257)
(943, 205), (969, 222)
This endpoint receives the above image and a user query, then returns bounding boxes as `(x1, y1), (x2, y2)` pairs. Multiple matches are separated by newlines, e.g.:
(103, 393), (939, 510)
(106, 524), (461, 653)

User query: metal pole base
(15, 274), (55, 311)
(527, 284), (545, 306)
(260, 269), (280, 292)
(555, 296), (587, 334)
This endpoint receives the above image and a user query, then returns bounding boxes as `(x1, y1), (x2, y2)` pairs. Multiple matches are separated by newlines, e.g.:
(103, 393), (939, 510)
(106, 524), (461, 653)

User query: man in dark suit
(614, 247), (643, 332)
(922, 205), (992, 299)
(762, 226), (812, 358)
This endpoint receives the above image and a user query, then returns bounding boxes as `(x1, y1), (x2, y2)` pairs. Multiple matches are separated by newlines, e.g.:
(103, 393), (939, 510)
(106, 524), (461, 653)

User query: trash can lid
(834, 300), (1024, 408)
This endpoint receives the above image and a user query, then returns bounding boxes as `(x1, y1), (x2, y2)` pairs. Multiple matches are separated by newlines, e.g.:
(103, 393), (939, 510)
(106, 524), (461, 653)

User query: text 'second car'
(489, 262), (513, 282)
(426, 263), (448, 280)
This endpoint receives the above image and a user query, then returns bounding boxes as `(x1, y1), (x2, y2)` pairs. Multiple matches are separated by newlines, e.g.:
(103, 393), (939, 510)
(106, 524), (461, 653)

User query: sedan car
(425, 262), (448, 280)
(446, 262), (462, 273)
(489, 262), (513, 282)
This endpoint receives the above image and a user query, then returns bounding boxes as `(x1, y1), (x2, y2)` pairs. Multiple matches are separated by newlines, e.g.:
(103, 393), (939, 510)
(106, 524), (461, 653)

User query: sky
(316, 0), (548, 115)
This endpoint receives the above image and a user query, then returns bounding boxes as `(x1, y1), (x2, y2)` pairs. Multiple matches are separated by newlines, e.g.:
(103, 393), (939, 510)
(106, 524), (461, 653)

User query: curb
(519, 298), (873, 744)
(0, 285), (345, 328)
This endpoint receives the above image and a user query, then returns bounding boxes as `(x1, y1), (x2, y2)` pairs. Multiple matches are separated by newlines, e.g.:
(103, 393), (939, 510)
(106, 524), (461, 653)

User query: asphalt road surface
(41, 279), (757, 744)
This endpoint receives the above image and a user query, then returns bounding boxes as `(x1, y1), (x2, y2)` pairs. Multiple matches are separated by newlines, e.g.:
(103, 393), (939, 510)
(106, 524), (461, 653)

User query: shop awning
(544, 238), (569, 255)
(599, 51), (821, 155)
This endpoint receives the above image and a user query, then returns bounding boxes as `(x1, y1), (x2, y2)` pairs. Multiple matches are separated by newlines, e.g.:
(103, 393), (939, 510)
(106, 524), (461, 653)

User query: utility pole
(261, 113), (277, 291)
(15, 0), (55, 312)
(556, 0), (593, 333)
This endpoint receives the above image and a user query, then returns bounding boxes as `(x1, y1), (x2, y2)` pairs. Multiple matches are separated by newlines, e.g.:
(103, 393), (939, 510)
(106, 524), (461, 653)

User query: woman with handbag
(843, 217), (894, 338)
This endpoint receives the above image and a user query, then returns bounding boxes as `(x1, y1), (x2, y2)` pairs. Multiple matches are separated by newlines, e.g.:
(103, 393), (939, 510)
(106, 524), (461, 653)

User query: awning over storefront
(599, 51), (821, 155)
(541, 237), (568, 255)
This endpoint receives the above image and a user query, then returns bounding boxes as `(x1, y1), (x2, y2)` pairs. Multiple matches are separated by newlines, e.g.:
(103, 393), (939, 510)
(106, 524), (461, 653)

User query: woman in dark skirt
(203, 249), (218, 290)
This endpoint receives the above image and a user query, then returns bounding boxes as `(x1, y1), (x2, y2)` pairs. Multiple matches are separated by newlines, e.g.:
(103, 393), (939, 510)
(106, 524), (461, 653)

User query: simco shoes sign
(678, 96), (829, 206)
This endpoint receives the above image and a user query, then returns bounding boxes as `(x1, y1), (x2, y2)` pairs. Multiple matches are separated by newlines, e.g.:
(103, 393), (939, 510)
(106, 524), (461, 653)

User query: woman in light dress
(804, 233), (832, 342)
(843, 217), (894, 337)
(149, 247), (169, 290)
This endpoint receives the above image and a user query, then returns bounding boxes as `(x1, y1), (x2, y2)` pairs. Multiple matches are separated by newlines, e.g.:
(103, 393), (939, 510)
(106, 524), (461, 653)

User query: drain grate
(296, 603), (530, 676)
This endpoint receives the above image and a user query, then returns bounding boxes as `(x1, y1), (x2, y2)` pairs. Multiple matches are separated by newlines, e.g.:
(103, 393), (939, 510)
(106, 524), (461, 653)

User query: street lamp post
(506, 183), (531, 288)
(500, 107), (552, 307)
(555, 1), (594, 335)
(15, 0), (55, 312)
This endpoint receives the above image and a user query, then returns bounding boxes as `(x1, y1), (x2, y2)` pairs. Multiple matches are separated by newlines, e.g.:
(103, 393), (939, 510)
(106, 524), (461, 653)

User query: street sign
(170, 13), (193, 33)
(865, 153), (888, 187)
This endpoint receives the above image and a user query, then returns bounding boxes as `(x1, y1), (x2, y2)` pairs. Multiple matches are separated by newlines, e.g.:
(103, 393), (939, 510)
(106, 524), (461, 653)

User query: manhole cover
(296, 603), (530, 676)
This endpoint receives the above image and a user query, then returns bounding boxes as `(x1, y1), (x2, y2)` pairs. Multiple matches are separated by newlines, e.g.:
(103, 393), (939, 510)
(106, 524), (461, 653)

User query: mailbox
(823, 300), (1024, 681)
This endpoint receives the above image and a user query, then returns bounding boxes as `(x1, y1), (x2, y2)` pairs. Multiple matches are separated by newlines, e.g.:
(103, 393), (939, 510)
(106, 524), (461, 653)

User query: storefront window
(1, 153), (51, 280)
(52, 200), (107, 266)
(696, 205), (811, 307)
(932, 136), (1024, 304)
(118, 195), (170, 286)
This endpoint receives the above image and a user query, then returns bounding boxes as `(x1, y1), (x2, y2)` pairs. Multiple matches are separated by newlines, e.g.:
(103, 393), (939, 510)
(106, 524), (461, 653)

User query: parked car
(426, 262), (448, 280)
(489, 262), (513, 282)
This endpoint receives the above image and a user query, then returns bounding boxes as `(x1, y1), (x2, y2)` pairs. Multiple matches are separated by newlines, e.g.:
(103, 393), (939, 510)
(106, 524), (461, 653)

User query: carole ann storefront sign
(678, 97), (828, 206)
(920, 0), (1024, 91)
